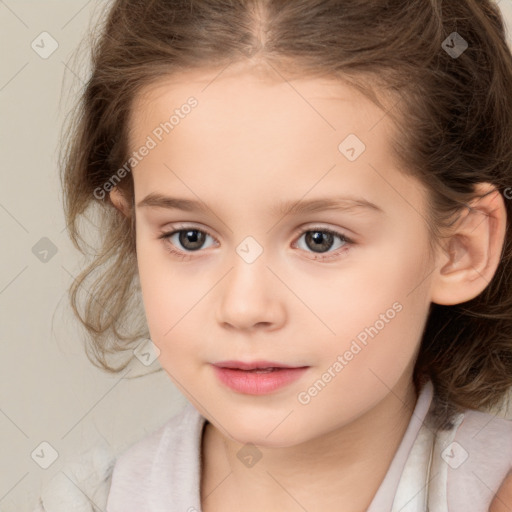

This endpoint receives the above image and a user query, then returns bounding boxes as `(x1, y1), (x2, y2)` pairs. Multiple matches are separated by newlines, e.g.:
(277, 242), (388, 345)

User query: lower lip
(212, 365), (309, 395)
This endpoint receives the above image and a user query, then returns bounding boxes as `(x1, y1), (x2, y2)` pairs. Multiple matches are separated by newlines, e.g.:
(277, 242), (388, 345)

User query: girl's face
(128, 66), (437, 447)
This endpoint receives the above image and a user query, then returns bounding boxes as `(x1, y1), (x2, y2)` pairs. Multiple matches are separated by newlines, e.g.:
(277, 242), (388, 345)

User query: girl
(36, 0), (512, 510)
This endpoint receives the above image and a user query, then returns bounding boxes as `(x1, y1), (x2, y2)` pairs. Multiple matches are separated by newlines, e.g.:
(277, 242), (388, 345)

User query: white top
(33, 380), (512, 512)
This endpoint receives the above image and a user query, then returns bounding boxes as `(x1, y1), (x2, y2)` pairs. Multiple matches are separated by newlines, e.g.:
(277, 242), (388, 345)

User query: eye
(158, 226), (217, 260)
(158, 225), (354, 261)
(293, 227), (353, 260)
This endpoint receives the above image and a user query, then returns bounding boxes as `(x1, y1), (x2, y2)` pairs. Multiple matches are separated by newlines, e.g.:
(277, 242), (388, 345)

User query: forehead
(129, 67), (395, 163)
(125, 64), (427, 224)
(128, 64), (391, 149)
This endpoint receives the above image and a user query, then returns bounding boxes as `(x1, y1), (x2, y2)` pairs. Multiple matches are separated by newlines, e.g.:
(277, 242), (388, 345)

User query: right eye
(158, 225), (218, 259)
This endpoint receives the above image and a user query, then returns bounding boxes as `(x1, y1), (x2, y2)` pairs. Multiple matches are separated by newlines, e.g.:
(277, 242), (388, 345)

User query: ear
(109, 186), (131, 217)
(430, 182), (507, 306)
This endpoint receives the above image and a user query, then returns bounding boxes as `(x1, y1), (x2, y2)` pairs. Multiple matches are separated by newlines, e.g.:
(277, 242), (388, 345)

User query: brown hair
(61, 0), (512, 429)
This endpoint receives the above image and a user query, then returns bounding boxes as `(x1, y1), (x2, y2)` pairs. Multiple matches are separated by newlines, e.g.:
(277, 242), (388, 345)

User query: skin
(110, 61), (508, 511)
(490, 472), (512, 512)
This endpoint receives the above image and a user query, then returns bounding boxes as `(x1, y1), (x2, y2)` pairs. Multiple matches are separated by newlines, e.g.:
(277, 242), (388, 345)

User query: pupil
(307, 231), (333, 253)
(180, 230), (205, 250)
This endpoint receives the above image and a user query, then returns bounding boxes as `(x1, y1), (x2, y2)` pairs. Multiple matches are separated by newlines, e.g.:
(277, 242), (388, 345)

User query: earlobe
(109, 186), (131, 217)
(430, 183), (507, 306)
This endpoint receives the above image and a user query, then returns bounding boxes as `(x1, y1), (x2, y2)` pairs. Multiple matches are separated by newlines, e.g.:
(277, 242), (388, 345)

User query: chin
(231, 432), (301, 449)
(220, 418), (310, 448)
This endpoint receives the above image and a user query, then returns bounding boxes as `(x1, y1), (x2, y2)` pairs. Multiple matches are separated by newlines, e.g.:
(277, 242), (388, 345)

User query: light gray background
(1, 1), (512, 511)
(1, 2), (185, 511)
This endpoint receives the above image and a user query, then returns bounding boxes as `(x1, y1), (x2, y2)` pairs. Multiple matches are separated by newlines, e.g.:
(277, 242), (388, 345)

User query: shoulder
(32, 441), (116, 512)
(106, 402), (205, 510)
(437, 408), (512, 511)
(453, 408), (512, 459)
(489, 471), (512, 512)
(110, 401), (201, 483)
(33, 403), (203, 512)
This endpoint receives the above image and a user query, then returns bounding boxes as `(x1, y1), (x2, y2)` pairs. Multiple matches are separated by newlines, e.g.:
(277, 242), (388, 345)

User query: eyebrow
(136, 193), (383, 216)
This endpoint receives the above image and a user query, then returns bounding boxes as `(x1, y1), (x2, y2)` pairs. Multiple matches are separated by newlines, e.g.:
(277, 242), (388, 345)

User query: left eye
(294, 228), (351, 255)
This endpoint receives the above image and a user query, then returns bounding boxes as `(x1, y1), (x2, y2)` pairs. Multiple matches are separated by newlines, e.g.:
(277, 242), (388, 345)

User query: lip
(211, 361), (309, 395)
(213, 360), (304, 370)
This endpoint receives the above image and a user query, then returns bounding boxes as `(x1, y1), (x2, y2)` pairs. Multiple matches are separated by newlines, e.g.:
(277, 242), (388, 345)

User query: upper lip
(212, 360), (308, 370)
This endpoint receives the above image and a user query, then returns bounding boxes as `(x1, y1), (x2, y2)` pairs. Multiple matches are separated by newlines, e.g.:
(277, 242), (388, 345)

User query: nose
(215, 253), (286, 332)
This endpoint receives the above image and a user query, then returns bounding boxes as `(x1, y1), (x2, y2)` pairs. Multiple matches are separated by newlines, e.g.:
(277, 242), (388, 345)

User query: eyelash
(157, 224), (355, 262)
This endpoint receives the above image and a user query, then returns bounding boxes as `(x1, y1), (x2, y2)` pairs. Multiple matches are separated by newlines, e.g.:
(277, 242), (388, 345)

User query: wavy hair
(60, 0), (512, 429)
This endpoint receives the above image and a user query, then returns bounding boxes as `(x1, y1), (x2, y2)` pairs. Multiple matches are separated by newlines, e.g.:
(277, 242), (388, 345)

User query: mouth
(212, 360), (307, 371)
(211, 360), (310, 395)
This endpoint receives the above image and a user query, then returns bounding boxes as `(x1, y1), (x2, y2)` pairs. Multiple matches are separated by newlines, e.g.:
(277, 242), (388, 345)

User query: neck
(201, 374), (419, 512)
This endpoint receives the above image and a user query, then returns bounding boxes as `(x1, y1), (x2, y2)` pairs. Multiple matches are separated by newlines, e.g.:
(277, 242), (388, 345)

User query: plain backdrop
(1, 1), (512, 511)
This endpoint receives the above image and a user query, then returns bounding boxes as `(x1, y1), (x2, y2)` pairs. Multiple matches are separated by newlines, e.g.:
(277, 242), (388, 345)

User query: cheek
(309, 237), (431, 337)
(299, 289), (428, 427)
(135, 239), (219, 379)
(135, 232), (195, 344)
(313, 234), (432, 380)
